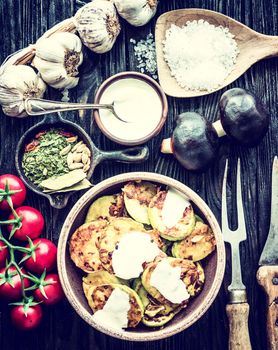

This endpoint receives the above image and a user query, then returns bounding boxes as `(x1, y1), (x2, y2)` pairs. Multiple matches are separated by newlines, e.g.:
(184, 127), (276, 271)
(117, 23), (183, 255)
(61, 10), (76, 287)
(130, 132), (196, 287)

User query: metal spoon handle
(24, 98), (114, 116)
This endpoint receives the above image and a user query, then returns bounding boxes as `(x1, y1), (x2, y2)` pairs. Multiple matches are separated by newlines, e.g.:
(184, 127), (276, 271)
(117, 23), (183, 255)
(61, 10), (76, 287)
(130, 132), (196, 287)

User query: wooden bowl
(57, 172), (225, 341)
(94, 72), (168, 146)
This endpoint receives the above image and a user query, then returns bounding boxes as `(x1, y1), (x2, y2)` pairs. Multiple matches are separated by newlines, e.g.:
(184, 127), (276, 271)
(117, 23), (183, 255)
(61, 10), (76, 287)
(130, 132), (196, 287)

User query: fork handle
(257, 265), (278, 350)
(226, 303), (252, 350)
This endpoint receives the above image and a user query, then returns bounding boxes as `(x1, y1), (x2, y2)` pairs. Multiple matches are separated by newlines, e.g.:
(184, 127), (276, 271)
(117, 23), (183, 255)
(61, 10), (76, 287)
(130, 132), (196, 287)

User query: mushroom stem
(161, 138), (173, 154)
(212, 120), (226, 138)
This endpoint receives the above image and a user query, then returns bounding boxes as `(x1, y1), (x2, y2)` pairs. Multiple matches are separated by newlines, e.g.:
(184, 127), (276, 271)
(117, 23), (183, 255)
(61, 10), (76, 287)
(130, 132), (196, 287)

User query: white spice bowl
(93, 72), (168, 146)
(57, 172), (225, 341)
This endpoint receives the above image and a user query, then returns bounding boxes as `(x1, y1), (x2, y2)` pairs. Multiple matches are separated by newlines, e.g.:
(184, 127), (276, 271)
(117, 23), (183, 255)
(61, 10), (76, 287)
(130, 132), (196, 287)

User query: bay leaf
(40, 169), (86, 190)
(42, 179), (92, 193)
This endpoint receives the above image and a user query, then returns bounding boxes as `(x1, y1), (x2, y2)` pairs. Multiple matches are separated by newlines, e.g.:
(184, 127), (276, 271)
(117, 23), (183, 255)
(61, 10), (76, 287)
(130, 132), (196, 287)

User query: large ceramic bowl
(57, 172), (225, 341)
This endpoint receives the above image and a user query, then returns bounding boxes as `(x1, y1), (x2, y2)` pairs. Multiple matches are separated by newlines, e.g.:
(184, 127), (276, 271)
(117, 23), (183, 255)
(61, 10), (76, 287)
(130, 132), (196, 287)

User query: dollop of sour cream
(161, 187), (191, 228)
(112, 231), (160, 280)
(92, 287), (130, 331)
(99, 78), (163, 141)
(150, 259), (190, 304)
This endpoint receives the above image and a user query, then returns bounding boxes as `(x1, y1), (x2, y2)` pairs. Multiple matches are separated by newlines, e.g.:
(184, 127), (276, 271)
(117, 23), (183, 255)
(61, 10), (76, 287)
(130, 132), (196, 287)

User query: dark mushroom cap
(172, 112), (219, 171)
(219, 88), (270, 147)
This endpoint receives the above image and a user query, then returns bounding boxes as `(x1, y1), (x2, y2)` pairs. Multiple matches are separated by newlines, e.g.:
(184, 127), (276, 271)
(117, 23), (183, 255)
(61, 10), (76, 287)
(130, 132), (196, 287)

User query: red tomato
(0, 174), (26, 211)
(7, 206), (44, 241)
(34, 274), (64, 305)
(0, 241), (8, 268)
(10, 304), (42, 330)
(0, 266), (30, 301)
(23, 238), (57, 274)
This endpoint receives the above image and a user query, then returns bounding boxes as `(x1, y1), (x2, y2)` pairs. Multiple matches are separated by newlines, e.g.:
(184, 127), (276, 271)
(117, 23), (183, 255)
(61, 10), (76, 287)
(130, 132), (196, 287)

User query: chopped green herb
(22, 129), (78, 185)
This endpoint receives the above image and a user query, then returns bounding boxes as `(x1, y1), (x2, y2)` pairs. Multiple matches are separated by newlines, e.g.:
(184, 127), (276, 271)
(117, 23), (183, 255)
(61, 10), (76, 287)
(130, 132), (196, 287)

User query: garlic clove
(36, 40), (66, 64)
(50, 76), (79, 90)
(2, 100), (26, 118)
(0, 65), (41, 92)
(33, 61), (68, 82)
(114, 0), (158, 27)
(51, 32), (83, 53)
(0, 65), (46, 117)
(75, 0), (121, 54)
(33, 32), (83, 90)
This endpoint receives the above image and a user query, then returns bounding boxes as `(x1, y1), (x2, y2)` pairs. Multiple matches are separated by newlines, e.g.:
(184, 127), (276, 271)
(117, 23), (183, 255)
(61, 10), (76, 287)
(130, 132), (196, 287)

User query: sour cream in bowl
(94, 72), (168, 146)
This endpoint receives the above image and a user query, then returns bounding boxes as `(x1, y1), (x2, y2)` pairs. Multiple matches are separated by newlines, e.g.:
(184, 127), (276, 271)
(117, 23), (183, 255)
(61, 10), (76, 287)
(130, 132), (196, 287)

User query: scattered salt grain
(163, 20), (239, 91)
(130, 33), (158, 79)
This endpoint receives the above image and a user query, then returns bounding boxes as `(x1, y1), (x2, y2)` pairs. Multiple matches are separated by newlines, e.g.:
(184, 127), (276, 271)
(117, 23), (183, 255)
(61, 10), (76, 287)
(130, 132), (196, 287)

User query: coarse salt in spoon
(155, 9), (278, 97)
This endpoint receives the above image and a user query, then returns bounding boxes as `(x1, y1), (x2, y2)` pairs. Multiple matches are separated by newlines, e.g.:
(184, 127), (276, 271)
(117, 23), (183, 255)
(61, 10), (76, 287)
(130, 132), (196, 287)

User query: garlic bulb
(0, 65), (46, 117)
(114, 0), (158, 27)
(33, 32), (83, 89)
(75, 0), (121, 53)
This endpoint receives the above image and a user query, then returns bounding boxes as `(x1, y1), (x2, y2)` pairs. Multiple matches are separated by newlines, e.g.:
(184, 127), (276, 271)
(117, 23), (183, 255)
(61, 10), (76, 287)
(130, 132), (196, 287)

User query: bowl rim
(93, 71), (168, 146)
(57, 172), (225, 341)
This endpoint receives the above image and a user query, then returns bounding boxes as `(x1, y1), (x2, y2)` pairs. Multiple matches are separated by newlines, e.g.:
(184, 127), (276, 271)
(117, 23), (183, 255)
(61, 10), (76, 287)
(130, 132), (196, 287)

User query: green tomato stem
(0, 183), (36, 303)
(0, 219), (18, 225)
(8, 248), (29, 302)
(0, 235), (30, 254)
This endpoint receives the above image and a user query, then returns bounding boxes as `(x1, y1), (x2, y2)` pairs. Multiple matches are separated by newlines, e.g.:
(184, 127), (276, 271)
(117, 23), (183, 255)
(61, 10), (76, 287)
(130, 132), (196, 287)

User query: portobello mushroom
(161, 88), (270, 171)
(161, 112), (219, 172)
(219, 88), (270, 146)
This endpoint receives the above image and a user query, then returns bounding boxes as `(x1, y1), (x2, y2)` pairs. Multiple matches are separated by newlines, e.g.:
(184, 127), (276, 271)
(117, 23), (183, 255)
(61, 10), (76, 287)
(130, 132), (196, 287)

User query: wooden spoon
(155, 9), (278, 98)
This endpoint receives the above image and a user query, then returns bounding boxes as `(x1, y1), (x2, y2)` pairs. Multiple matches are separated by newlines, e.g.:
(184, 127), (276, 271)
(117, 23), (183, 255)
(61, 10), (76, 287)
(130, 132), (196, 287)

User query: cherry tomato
(0, 174), (26, 211)
(23, 238), (57, 274)
(34, 274), (64, 305)
(7, 206), (44, 241)
(0, 241), (8, 268)
(0, 266), (30, 301)
(10, 304), (42, 330)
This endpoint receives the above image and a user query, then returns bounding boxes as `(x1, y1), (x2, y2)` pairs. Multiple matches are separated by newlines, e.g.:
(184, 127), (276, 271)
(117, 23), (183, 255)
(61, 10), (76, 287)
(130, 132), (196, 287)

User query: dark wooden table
(0, 0), (277, 349)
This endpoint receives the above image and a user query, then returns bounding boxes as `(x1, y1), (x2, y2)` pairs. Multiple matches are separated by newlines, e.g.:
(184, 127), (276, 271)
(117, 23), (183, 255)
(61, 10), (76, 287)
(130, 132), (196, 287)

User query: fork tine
(236, 158), (247, 239)
(221, 159), (230, 239)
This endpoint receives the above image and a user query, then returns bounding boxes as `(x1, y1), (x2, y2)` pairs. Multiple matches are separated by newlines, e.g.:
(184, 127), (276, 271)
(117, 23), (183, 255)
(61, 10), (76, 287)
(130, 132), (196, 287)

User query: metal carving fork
(222, 159), (252, 350)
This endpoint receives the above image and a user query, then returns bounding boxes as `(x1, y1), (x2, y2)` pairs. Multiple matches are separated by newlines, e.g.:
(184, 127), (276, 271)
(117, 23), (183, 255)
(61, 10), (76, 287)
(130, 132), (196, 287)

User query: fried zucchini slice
(123, 181), (157, 225)
(172, 222), (216, 261)
(70, 220), (108, 273)
(141, 257), (204, 303)
(98, 217), (145, 273)
(142, 312), (176, 327)
(195, 214), (204, 223)
(148, 229), (167, 252)
(133, 279), (184, 327)
(82, 271), (128, 298)
(187, 262), (205, 296)
(132, 278), (150, 308)
(148, 191), (196, 241)
(86, 283), (144, 328)
(85, 194), (125, 223)
(133, 279), (177, 314)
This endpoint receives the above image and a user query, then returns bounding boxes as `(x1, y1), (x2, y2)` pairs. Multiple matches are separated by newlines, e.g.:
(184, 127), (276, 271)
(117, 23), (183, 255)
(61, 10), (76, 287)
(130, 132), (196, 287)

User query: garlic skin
(75, 0), (121, 53)
(33, 32), (83, 89)
(0, 65), (46, 117)
(114, 0), (158, 27)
